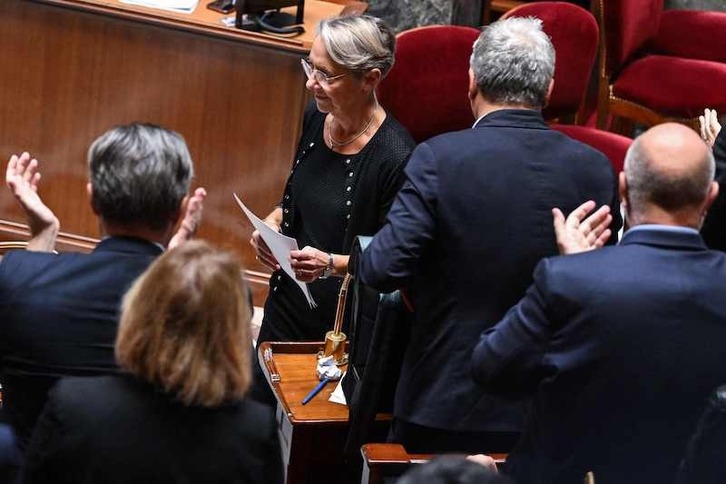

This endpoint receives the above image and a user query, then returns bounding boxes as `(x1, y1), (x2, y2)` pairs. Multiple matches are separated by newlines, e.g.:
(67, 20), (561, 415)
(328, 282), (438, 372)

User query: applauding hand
(169, 187), (207, 249)
(552, 200), (612, 255)
(6, 152), (59, 252)
(699, 108), (721, 148)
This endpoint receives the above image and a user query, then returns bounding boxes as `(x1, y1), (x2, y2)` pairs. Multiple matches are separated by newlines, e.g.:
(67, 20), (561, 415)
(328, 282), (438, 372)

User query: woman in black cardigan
(23, 241), (283, 484)
(249, 15), (414, 344)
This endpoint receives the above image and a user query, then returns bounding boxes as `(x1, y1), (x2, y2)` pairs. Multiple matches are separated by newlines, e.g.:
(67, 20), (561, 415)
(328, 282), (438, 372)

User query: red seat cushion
(612, 55), (726, 118)
(551, 124), (631, 174)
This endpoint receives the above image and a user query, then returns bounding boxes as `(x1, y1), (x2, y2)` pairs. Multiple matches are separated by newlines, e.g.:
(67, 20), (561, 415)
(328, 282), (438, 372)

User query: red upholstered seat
(596, 0), (726, 131)
(377, 25), (480, 143)
(551, 124), (631, 174)
(503, 1), (599, 123)
(612, 56), (726, 119)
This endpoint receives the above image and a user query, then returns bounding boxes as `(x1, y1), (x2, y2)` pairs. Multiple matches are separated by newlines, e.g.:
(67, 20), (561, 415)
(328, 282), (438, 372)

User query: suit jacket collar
(93, 236), (164, 256)
(473, 108), (548, 130)
(620, 227), (707, 251)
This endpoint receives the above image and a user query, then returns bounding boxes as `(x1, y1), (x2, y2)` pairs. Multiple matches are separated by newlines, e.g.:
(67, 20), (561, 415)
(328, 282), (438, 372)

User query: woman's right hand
(250, 222), (281, 271)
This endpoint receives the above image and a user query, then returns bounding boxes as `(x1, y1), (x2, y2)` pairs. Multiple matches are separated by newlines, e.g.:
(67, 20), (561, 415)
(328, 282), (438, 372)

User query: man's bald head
(622, 123), (717, 227)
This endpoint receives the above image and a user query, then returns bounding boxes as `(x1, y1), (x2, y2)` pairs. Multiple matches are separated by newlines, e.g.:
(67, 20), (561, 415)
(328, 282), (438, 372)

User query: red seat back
(377, 25), (480, 143)
(599, 0), (664, 75)
(504, 1), (599, 121)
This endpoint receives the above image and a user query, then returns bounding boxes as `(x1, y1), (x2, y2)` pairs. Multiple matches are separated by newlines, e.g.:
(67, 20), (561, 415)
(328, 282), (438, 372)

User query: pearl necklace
(327, 112), (375, 149)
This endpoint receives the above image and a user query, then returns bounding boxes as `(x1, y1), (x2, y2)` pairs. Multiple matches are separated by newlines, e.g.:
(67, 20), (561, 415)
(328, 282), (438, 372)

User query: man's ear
(467, 68), (478, 103)
(618, 171), (628, 209)
(544, 78), (554, 107)
(704, 181), (720, 213)
(87, 183), (99, 215)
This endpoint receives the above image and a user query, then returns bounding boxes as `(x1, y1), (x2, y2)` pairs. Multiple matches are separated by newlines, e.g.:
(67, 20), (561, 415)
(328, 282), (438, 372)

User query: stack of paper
(120, 0), (199, 14)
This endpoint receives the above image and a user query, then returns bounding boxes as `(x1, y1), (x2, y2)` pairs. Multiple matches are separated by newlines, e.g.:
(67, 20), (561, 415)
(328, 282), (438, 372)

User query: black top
(291, 142), (349, 255)
(702, 128), (726, 251)
(0, 237), (162, 449)
(23, 375), (283, 484)
(259, 102), (414, 342)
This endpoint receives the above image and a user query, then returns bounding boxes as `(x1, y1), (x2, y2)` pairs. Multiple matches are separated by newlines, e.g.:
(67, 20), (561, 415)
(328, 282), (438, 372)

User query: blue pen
(301, 378), (329, 405)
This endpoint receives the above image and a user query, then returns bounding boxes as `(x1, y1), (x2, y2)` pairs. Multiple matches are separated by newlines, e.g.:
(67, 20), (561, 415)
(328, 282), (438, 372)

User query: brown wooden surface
(361, 443), (508, 484)
(259, 341), (349, 423)
(258, 342), (353, 483)
(0, 0), (350, 305)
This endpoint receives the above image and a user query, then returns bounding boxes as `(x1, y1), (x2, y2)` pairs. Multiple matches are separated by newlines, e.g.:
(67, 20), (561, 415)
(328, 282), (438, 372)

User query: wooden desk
(0, 0), (362, 304)
(259, 341), (352, 483)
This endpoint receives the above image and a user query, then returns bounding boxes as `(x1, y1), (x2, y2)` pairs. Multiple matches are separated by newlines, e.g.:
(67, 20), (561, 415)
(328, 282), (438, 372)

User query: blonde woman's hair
(116, 240), (252, 407)
(317, 14), (396, 76)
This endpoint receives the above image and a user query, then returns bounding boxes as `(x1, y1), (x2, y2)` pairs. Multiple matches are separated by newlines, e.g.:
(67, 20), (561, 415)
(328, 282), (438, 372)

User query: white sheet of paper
(120, 0), (198, 14)
(328, 374), (347, 406)
(234, 194), (316, 308)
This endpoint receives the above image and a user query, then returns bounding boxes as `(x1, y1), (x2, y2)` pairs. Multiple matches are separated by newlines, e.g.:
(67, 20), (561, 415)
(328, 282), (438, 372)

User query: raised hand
(169, 187), (207, 249)
(699, 108), (722, 148)
(552, 200), (612, 255)
(6, 152), (59, 252)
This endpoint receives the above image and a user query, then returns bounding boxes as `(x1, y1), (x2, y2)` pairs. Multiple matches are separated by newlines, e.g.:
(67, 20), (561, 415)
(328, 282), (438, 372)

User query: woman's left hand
(290, 246), (331, 282)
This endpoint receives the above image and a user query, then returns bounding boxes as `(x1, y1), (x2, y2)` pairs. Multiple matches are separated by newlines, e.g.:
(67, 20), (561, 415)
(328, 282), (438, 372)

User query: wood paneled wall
(0, 0), (345, 304)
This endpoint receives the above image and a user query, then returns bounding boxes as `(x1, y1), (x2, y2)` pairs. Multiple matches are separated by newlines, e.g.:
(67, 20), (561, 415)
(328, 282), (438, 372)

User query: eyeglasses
(301, 58), (347, 86)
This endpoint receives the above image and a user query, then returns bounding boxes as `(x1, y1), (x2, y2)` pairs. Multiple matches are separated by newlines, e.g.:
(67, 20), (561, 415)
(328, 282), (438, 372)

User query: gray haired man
(0, 123), (206, 451)
(359, 17), (621, 453)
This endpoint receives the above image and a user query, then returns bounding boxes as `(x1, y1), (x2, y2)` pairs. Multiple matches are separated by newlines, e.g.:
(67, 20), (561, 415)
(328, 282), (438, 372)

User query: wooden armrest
(360, 443), (507, 484)
(362, 443), (433, 465)
(482, 0), (527, 25)
(490, 0), (526, 13)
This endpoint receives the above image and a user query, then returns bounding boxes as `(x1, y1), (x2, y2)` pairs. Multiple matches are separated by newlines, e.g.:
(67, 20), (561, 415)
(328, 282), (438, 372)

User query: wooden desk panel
(259, 342), (352, 483)
(0, 0), (349, 304)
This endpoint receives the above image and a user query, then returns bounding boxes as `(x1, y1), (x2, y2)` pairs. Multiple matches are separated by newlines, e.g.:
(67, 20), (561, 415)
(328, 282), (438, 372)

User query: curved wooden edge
(361, 443), (507, 464)
(360, 443), (508, 484)
(0, 219), (98, 252)
(0, 241), (29, 253)
(38, 0), (308, 52)
(607, 95), (700, 131)
(34, 0), (359, 53)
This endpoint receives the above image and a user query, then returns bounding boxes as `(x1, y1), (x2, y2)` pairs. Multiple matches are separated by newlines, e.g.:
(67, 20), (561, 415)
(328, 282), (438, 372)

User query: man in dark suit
(471, 122), (726, 484)
(359, 17), (621, 453)
(0, 123), (206, 451)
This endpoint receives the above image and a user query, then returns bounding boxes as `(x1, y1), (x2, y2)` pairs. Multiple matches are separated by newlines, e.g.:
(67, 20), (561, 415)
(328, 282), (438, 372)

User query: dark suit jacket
(360, 109), (621, 434)
(23, 375), (283, 484)
(702, 128), (726, 250)
(472, 227), (726, 484)
(0, 237), (162, 449)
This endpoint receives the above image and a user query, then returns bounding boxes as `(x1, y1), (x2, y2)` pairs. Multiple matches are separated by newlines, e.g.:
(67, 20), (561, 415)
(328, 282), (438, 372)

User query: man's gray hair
(317, 15), (396, 77)
(88, 123), (193, 230)
(470, 17), (555, 108)
(625, 135), (715, 212)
